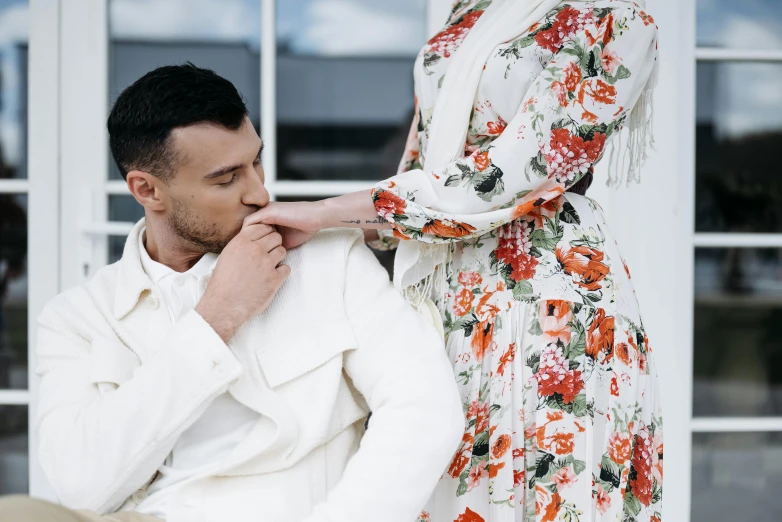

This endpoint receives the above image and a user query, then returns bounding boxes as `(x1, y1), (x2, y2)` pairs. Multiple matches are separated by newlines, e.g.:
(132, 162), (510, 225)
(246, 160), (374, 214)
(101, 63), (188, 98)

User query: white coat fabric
(34, 219), (464, 522)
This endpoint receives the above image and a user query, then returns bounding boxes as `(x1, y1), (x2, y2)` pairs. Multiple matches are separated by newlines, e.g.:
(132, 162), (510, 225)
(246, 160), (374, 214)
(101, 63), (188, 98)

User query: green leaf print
(600, 455), (622, 489)
(624, 490), (642, 517)
(473, 168), (505, 202)
(527, 352), (541, 374)
(560, 202), (581, 224)
(512, 280), (534, 300)
(423, 52), (441, 69)
(457, 470), (469, 496)
(572, 394), (588, 417)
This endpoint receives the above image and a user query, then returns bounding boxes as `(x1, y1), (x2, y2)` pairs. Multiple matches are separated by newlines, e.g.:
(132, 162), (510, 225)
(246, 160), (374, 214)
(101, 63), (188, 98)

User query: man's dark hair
(108, 62), (248, 182)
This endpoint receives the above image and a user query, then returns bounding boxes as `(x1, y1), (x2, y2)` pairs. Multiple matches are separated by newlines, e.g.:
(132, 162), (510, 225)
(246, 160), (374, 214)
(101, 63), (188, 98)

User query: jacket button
(147, 295), (159, 309)
(131, 489), (148, 503)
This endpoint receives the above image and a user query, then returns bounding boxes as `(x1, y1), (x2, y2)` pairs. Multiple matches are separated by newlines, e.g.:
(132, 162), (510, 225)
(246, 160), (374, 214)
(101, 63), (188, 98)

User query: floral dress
(368, 2), (663, 521)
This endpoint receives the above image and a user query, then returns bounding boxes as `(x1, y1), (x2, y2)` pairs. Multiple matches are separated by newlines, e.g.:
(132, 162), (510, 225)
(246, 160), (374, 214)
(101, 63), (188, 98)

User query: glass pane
(0, 405), (28, 494)
(0, 194), (27, 390)
(108, 0), (262, 180)
(692, 432), (782, 521)
(694, 248), (782, 417)
(0, 0), (29, 179)
(108, 195), (143, 264)
(276, 0), (427, 181)
(696, 62), (782, 233)
(697, 0), (782, 50)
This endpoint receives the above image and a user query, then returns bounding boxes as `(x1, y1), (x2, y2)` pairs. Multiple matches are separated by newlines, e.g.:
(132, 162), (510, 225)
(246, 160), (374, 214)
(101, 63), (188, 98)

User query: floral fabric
(369, 2), (662, 521)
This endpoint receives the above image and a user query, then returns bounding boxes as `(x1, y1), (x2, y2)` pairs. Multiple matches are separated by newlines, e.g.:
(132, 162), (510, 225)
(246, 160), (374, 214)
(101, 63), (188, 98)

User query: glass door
(690, 1), (782, 520)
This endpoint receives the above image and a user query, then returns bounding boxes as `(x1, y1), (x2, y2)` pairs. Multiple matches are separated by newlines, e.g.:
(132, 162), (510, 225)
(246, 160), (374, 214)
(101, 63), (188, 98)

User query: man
(0, 64), (463, 522)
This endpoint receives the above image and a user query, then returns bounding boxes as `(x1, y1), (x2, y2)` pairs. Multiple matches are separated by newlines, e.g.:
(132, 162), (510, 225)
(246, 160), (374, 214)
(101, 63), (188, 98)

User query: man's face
(162, 116), (269, 253)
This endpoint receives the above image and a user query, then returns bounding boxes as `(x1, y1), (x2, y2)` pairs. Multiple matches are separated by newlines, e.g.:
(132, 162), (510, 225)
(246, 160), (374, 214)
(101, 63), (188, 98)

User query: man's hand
(195, 223), (290, 342)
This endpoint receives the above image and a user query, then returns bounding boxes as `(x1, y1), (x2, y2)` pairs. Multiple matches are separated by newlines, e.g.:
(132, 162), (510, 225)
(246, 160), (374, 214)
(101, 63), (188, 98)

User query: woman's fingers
(243, 205), (276, 229)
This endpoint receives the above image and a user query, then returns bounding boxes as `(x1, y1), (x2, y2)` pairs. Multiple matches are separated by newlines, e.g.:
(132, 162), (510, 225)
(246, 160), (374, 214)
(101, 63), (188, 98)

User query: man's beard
(167, 198), (235, 254)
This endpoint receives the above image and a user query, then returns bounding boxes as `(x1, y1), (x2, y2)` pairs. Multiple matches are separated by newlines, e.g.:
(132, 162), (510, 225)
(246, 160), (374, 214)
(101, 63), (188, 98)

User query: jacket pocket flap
(255, 324), (357, 388)
(90, 337), (140, 385)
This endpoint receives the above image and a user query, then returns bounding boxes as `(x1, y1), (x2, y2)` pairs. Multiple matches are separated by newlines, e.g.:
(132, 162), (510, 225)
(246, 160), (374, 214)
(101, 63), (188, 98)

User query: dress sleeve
(371, 6), (658, 244)
(365, 96), (422, 251)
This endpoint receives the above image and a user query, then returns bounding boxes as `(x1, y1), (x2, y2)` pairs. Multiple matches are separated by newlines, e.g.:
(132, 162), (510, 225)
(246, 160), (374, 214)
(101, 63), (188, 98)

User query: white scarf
(394, 0), (657, 314)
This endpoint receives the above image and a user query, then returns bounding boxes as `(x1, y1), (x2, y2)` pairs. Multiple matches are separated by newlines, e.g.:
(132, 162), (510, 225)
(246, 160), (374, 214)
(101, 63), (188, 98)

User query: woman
(248, 1), (663, 520)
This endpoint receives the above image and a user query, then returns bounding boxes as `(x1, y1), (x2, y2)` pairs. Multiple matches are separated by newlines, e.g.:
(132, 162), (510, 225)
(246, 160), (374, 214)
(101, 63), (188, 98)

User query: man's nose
(242, 168), (270, 208)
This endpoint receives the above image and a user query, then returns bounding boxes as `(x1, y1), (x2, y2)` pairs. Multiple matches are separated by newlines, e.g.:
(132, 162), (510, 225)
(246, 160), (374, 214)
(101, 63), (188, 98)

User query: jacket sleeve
(370, 5), (658, 243)
(303, 231), (464, 522)
(34, 297), (243, 513)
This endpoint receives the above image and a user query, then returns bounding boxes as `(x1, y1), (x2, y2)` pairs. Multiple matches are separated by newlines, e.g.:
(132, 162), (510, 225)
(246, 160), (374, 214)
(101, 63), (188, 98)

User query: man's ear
(126, 170), (167, 212)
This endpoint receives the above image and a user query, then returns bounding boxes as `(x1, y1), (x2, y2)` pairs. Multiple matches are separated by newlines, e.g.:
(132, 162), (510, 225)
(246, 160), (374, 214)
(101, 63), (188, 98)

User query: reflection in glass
(0, 405), (28, 494)
(108, 0), (262, 180)
(0, 0), (29, 179)
(696, 62), (782, 232)
(276, 0), (427, 182)
(697, 0), (782, 50)
(0, 194), (27, 390)
(692, 432), (782, 521)
(694, 248), (782, 417)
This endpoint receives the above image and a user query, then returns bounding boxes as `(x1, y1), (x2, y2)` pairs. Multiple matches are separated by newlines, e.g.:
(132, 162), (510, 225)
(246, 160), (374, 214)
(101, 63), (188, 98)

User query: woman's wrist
(318, 189), (393, 230)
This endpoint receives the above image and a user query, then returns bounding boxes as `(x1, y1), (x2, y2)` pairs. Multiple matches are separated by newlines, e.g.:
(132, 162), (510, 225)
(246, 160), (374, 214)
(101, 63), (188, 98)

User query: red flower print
(447, 452), (470, 478)
(608, 431), (632, 463)
(486, 116), (507, 135)
(454, 287), (474, 317)
(549, 431), (575, 455)
(537, 343), (584, 403)
(652, 430), (663, 484)
(458, 270), (483, 287)
(422, 218), (477, 238)
(497, 342), (515, 376)
(556, 244), (610, 292)
(590, 79), (617, 105)
(596, 484), (611, 514)
(540, 300), (573, 345)
(513, 448), (524, 459)
(471, 319), (495, 361)
(495, 220), (539, 281)
(488, 460), (505, 478)
(491, 434), (512, 459)
(455, 507), (485, 522)
(616, 341), (635, 367)
(551, 466), (577, 489)
(373, 189), (407, 222)
(563, 62), (582, 92)
(468, 400), (490, 434)
(544, 128), (606, 184)
(472, 150), (490, 171)
(513, 468), (525, 488)
(600, 48), (620, 75)
(629, 427), (655, 506)
(610, 374), (619, 396)
(536, 485), (562, 522)
(467, 460), (488, 490)
(534, 6), (594, 53)
(425, 11), (484, 59)
(586, 309), (615, 361)
(639, 10), (655, 26)
(551, 81), (568, 107)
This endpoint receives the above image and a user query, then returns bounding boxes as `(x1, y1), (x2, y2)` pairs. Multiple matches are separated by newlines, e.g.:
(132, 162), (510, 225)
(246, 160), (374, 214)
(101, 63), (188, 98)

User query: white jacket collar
(113, 218), (219, 320)
(114, 218), (154, 320)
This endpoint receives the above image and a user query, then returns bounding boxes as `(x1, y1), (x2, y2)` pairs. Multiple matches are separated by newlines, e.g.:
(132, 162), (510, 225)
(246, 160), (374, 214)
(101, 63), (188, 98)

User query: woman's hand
(243, 201), (326, 250)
